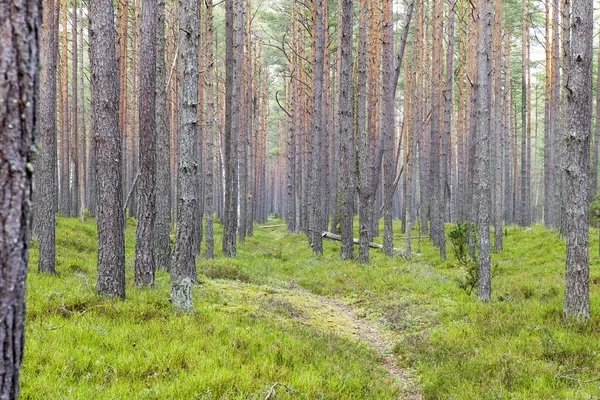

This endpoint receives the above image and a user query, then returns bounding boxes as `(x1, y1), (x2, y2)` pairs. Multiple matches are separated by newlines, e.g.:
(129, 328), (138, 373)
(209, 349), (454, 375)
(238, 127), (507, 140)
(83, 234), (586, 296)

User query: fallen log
(259, 224), (286, 229)
(321, 231), (419, 258)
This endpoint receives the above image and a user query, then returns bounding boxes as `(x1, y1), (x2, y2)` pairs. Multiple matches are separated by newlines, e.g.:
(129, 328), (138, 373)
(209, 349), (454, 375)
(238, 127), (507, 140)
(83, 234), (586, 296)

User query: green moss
(24, 217), (600, 398)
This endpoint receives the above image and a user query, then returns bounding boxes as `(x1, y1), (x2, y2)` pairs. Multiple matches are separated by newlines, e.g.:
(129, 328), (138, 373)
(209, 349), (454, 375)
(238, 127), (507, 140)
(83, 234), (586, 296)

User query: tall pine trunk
(134, 0), (157, 287)
(564, 0), (593, 319)
(91, 0), (126, 298)
(34, 0), (57, 274)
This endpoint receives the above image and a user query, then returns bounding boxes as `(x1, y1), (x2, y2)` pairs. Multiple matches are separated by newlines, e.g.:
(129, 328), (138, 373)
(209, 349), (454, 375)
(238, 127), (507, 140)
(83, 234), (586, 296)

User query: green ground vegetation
(24, 216), (600, 399)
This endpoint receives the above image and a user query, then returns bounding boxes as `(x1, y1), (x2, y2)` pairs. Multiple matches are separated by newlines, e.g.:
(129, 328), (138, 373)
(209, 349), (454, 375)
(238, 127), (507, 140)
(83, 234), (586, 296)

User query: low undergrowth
(24, 216), (600, 399)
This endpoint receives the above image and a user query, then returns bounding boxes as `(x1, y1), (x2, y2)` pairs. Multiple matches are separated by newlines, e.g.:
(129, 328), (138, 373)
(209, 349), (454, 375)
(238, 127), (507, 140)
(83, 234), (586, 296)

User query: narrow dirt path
(301, 290), (422, 400)
(207, 279), (422, 399)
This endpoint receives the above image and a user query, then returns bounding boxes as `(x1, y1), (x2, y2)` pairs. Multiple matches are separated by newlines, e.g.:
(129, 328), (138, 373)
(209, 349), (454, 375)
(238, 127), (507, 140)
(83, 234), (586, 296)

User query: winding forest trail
(206, 278), (422, 398)
(305, 290), (422, 399)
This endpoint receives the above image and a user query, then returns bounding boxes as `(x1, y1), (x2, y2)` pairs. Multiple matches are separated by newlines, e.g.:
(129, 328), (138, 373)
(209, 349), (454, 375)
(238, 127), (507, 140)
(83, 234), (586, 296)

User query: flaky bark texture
(34, 0), (57, 274)
(154, 0), (171, 270)
(338, 0), (354, 260)
(90, 0), (126, 298)
(309, 0), (325, 256)
(357, 0), (369, 264)
(205, 0), (215, 259)
(171, 0), (199, 310)
(475, 0), (492, 301)
(223, 0), (241, 258)
(71, 0), (79, 216)
(564, 0), (592, 320)
(0, 0), (39, 396)
(429, 0), (443, 253)
(134, 0), (157, 287)
(381, 0), (394, 257)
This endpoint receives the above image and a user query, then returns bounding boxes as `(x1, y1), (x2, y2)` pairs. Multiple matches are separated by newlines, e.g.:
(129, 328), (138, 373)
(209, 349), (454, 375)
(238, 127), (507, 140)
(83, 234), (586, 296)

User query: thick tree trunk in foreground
(171, 0), (200, 311)
(338, 0), (354, 260)
(475, 0), (493, 301)
(0, 0), (39, 396)
(34, 0), (57, 274)
(90, 0), (126, 298)
(134, 0), (157, 287)
(564, 0), (593, 319)
(154, 0), (171, 270)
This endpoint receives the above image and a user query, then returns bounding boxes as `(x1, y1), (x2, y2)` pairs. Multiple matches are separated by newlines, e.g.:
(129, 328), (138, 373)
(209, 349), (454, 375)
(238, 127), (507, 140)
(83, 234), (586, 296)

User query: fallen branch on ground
(321, 231), (419, 258)
(259, 224), (286, 229)
(264, 382), (298, 399)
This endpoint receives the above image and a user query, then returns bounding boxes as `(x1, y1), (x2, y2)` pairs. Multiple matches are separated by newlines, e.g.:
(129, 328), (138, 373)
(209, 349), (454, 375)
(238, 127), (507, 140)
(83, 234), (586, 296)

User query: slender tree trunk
(591, 32), (600, 199)
(205, 0), (216, 259)
(34, 0), (57, 274)
(339, 0), (354, 260)
(492, 0), (502, 250)
(475, 0), (493, 301)
(71, 0), (79, 217)
(519, 0), (527, 227)
(440, 0), (455, 259)
(309, 0), (325, 256)
(381, 0), (394, 257)
(564, 0), (592, 319)
(79, 1), (86, 219)
(171, 0), (200, 311)
(154, 0), (171, 270)
(117, 0), (128, 205)
(223, 0), (241, 258)
(91, 0), (126, 298)
(134, 0), (157, 287)
(0, 0), (39, 394)
(357, 0), (370, 264)
(559, 0), (571, 236)
(60, 0), (70, 216)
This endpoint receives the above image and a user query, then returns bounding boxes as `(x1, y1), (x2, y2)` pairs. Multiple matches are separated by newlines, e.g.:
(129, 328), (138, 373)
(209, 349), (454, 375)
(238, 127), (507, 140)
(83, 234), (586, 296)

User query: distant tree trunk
(34, 0), (57, 274)
(591, 32), (600, 199)
(339, 0), (354, 260)
(71, 0), (79, 217)
(222, 0), (241, 258)
(475, 0), (493, 301)
(519, 0), (527, 227)
(492, 0), (502, 250)
(91, 0), (126, 298)
(429, 0), (443, 253)
(0, 0), (39, 395)
(117, 0), (128, 205)
(441, 0), (455, 259)
(381, 0), (394, 257)
(559, 0), (570, 236)
(549, 0), (561, 229)
(205, 0), (216, 259)
(309, 0), (325, 256)
(78, 1), (86, 219)
(171, 0), (200, 311)
(544, 0), (551, 224)
(87, 0), (97, 216)
(564, 0), (592, 319)
(60, 0), (70, 216)
(154, 0), (171, 270)
(357, 0), (370, 264)
(238, 0), (250, 244)
(504, 32), (513, 225)
(134, 0), (157, 287)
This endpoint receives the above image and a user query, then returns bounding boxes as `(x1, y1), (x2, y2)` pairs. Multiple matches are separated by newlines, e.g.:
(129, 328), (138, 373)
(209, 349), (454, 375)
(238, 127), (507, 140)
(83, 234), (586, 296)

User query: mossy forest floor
(24, 217), (600, 399)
